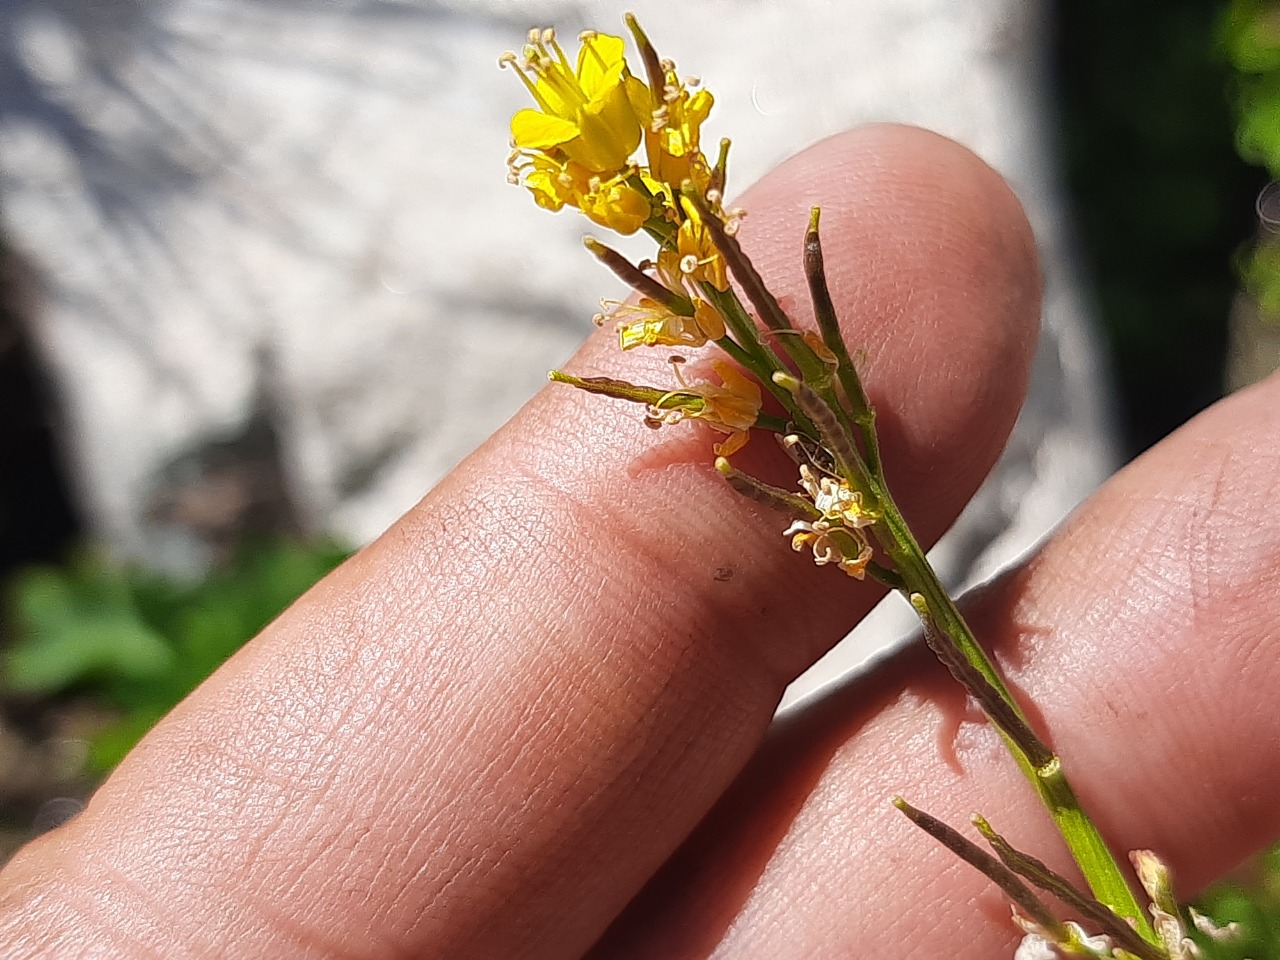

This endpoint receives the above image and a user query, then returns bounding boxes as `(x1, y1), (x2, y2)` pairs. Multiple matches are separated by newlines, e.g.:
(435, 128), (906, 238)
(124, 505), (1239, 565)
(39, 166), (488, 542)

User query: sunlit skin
(3, 126), (1280, 960)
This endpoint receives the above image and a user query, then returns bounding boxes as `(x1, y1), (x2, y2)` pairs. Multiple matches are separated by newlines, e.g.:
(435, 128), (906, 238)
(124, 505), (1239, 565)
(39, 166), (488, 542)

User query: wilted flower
(615, 296), (725, 350)
(645, 357), (761, 456)
(782, 464), (877, 578)
(784, 517), (874, 578)
(1012, 919), (1114, 960)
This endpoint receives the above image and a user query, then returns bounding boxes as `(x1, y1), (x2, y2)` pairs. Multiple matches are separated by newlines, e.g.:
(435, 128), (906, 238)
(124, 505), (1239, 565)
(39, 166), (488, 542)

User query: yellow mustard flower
(503, 29), (651, 175)
(509, 152), (651, 234)
(510, 152), (590, 212)
(646, 67), (715, 189)
(616, 297), (725, 350)
(576, 171), (653, 234)
(652, 196), (728, 291)
(644, 358), (761, 456)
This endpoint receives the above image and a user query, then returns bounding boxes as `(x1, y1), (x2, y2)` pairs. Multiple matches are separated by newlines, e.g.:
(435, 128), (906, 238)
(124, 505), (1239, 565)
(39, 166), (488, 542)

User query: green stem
(870, 486), (1155, 943)
(690, 193), (838, 402)
(794, 210), (1153, 942)
(701, 285), (816, 434)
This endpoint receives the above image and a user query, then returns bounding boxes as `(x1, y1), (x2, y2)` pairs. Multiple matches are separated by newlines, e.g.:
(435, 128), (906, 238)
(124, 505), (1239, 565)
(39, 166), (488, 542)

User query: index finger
(0, 125), (1040, 959)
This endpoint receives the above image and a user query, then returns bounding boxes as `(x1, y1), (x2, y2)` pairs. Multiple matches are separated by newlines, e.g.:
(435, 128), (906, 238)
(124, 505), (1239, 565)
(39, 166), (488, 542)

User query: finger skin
(0, 126), (1038, 959)
(591, 371), (1280, 960)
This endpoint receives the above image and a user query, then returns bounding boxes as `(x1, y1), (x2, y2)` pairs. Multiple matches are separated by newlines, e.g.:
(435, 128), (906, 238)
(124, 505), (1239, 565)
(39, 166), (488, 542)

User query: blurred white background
(0, 0), (1118, 702)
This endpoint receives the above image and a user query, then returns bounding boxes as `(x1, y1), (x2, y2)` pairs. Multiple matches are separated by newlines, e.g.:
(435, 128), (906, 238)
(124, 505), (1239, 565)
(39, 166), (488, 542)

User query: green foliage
(2, 539), (349, 770)
(1057, 0), (1256, 454)
(1223, 1), (1280, 169)
(1194, 844), (1280, 959)
(1223, 0), (1280, 318)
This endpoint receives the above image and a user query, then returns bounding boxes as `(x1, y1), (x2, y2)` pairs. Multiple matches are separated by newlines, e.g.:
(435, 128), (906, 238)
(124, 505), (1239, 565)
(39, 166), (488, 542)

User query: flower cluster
(507, 17), (890, 582)
(504, 18), (762, 454)
(503, 22), (719, 234)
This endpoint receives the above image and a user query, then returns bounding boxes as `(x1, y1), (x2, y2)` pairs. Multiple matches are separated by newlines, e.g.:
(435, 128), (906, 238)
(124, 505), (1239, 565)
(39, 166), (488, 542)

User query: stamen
(547, 30), (575, 76)
(667, 354), (689, 387)
(578, 31), (609, 75)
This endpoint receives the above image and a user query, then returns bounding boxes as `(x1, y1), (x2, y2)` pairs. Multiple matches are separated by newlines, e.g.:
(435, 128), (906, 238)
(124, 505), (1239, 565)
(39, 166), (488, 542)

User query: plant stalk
(871, 483), (1155, 943)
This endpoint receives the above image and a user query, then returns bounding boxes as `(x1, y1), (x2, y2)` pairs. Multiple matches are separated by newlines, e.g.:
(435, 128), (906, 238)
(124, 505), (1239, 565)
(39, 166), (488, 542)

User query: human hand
(3, 125), (1274, 960)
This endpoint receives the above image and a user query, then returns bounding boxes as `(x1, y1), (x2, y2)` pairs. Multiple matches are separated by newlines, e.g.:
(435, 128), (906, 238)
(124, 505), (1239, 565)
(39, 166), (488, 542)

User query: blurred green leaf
(1223, 0), (1280, 322)
(3, 556), (174, 694)
(1193, 843), (1280, 960)
(1222, 0), (1280, 73)
(2, 538), (349, 770)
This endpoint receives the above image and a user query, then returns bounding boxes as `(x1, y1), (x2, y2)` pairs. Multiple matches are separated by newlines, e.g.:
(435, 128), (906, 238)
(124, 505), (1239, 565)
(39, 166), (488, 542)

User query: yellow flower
(678, 196), (728, 290)
(646, 68), (715, 189)
(503, 29), (651, 175)
(508, 152), (652, 233)
(650, 196), (728, 292)
(511, 152), (590, 212)
(576, 171), (653, 234)
(616, 297), (725, 350)
(644, 358), (761, 456)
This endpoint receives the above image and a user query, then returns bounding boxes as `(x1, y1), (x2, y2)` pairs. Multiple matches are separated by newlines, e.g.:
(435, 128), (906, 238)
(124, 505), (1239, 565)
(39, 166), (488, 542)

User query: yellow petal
(713, 430), (749, 457)
(579, 179), (651, 234)
(684, 89), (714, 129)
(703, 360), (762, 432)
(576, 33), (628, 94)
(693, 298), (725, 341)
(625, 75), (654, 123)
(563, 82), (643, 171)
(524, 170), (570, 211)
(511, 108), (579, 150)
